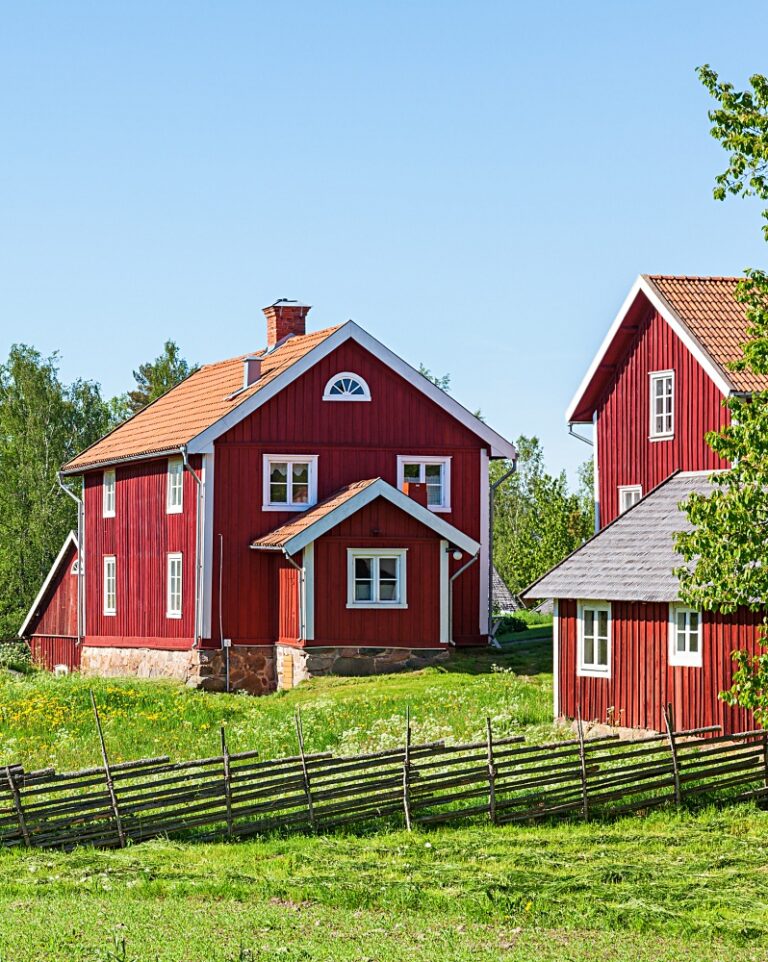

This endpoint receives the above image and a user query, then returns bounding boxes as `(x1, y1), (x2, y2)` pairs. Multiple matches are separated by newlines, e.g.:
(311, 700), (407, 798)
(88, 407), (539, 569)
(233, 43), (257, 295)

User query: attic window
(323, 372), (371, 401)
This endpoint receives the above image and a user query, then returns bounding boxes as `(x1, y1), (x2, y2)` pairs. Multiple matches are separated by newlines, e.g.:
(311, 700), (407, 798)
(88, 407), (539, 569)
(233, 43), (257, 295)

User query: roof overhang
(566, 275), (736, 425)
(251, 478), (481, 557)
(19, 531), (78, 637)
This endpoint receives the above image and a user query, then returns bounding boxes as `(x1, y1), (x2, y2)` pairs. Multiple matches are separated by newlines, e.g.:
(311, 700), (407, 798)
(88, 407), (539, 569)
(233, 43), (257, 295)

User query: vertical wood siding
(29, 637), (81, 671)
(84, 457), (198, 648)
(596, 305), (730, 527)
(26, 539), (81, 670)
(212, 340), (486, 648)
(558, 599), (761, 734)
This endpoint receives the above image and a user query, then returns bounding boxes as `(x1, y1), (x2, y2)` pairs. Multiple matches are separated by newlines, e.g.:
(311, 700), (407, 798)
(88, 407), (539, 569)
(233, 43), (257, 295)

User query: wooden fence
(1, 702), (766, 851)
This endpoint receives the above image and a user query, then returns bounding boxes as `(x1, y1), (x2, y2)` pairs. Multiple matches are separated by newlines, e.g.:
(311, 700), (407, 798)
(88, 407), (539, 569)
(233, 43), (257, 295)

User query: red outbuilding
(527, 275), (768, 733)
(21, 301), (516, 693)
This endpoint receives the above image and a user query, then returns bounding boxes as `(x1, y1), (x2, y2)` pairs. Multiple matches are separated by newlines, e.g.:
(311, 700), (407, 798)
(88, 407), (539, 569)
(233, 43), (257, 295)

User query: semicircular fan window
(323, 372), (371, 401)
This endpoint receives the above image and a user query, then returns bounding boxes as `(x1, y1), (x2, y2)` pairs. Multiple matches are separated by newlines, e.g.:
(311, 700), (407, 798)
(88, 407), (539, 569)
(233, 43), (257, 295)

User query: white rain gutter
(56, 472), (84, 644)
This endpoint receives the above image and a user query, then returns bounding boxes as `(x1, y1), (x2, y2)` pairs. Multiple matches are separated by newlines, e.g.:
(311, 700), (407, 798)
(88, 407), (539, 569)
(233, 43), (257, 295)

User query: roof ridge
(644, 274), (743, 282)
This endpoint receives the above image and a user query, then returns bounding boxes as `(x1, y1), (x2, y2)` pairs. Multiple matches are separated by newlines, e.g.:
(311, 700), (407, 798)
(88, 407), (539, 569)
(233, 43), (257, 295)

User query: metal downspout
(488, 459), (516, 642)
(57, 472), (84, 645)
(180, 446), (203, 648)
(449, 552), (479, 646)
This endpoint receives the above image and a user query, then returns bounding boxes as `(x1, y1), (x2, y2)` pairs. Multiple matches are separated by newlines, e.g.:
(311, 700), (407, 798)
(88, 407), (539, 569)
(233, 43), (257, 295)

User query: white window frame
(262, 455), (319, 512)
(322, 371), (372, 401)
(649, 370), (675, 440)
(396, 456), (452, 512)
(103, 556), (116, 616)
(618, 485), (643, 515)
(70, 559), (80, 576)
(102, 469), (116, 518)
(669, 605), (702, 667)
(577, 600), (611, 678)
(346, 548), (408, 609)
(166, 552), (183, 619)
(166, 458), (184, 514)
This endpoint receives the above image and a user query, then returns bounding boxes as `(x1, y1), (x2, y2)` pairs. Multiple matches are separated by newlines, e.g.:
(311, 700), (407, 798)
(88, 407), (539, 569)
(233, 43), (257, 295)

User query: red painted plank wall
(311, 498), (444, 648)
(29, 637), (81, 671)
(84, 457), (198, 648)
(212, 339), (486, 648)
(28, 541), (79, 638)
(558, 599), (761, 734)
(596, 305), (730, 527)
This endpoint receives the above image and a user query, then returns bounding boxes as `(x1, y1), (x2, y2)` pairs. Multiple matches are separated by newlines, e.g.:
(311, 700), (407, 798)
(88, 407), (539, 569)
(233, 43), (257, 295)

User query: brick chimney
(402, 481), (429, 508)
(263, 299), (311, 349)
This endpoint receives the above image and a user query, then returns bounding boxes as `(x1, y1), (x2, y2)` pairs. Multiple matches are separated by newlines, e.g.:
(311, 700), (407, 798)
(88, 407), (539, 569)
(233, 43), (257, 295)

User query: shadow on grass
(442, 628), (553, 676)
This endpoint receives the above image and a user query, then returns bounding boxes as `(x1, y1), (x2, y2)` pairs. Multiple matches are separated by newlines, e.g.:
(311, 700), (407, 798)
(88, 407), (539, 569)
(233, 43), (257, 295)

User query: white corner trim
(566, 274), (733, 424)
(18, 531), (78, 637)
(346, 547), (408, 609)
(439, 539), (449, 643)
(322, 371), (372, 401)
(187, 322), (517, 460)
(303, 543), (315, 641)
(280, 478), (481, 557)
(201, 452), (215, 639)
(262, 454), (318, 511)
(396, 455), (452, 512)
(479, 449), (490, 635)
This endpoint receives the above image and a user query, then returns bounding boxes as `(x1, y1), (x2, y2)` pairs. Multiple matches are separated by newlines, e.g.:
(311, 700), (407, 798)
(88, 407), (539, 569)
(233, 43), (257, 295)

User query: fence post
(485, 717), (497, 825)
(220, 726), (234, 838)
(762, 732), (768, 792)
(4, 767), (30, 848)
(663, 703), (682, 807)
(294, 709), (316, 832)
(403, 706), (413, 831)
(576, 710), (589, 822)
(90, 691), (126, 848)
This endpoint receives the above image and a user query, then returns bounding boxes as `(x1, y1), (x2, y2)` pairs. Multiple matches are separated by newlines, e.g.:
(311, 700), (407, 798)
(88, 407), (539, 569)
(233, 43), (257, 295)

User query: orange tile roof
(63, 326), (341, 472)
(644, 275), (768, 393)
(250, 479), (380, 548)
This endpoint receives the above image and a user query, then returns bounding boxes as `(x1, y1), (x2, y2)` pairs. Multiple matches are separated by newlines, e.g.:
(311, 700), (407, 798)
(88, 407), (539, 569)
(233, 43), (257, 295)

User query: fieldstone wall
(275, 644), (451, 690)
(80, 645), (276, 696)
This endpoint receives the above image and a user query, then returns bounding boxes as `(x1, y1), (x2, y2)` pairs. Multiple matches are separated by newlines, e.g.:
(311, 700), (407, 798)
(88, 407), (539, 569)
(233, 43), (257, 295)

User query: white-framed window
(347, 548), (407, 609)
(577, 601), (611, 677)
(649, 370), (674, 439)
(166, 458), (184, 514)
(669, 605), (702, 667)
(323, 372), (371, 401)
(103, 469), (116, 518)
(70, 559), (80, 576)
(396, 456), (451, 511)
(618, 485), (643, 514)
(262, 455), (318, 511)
(166, 552), (183, 619)
(103, 556), (116, 616)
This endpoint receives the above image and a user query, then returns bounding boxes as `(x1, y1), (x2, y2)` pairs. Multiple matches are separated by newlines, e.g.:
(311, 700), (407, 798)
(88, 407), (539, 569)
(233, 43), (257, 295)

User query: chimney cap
(267, 298), (311, 309)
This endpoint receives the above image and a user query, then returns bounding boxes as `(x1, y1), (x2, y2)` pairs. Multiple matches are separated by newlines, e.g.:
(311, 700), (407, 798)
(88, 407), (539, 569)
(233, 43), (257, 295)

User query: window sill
(322, 395), (371, 402)
(262, 503), (313, 513)
(648, 434), (674, 443)
(166, 506), (183, 515)
(166, 612), (183, 620)
(577, 666), (610, 678)
(102, 513), (116, 520)
(103, 611), (116, 617)
(669, 658), (702, 668)
(346, 602), (408, 610)
(427, 504), (451, 513)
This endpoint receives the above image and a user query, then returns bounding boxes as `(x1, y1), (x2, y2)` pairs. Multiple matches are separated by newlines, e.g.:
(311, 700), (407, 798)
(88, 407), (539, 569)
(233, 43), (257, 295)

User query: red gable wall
(26, 538), (81, 671)
(596, 304), (729, 526)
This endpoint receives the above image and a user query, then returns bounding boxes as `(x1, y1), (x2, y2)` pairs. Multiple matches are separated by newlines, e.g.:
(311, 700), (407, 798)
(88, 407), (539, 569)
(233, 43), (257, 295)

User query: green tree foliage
(116, 340), (197, 417)
(492, 436), (593, 596)
(0, 346), (111, 639)
(674, 67), (768, 718)
(418, 363), (451, 392)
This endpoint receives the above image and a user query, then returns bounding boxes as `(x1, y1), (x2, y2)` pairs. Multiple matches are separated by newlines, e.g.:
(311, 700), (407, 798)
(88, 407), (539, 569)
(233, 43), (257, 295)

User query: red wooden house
(21, 301), (516, 693)
(525, 275), (768, 733)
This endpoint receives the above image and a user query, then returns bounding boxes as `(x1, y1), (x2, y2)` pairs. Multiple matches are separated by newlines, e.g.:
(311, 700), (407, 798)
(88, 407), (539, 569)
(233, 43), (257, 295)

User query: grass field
(2, 627), (768, 961)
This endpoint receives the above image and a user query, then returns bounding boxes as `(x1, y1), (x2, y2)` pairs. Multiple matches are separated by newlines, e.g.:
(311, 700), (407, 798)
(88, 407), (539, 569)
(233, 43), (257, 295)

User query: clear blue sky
(2, 1), (767, 482)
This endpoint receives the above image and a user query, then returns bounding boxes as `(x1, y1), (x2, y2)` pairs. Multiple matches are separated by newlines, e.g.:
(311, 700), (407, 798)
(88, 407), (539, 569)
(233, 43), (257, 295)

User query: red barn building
(525, 275), (768, 733)
(21, 301), (516, 693)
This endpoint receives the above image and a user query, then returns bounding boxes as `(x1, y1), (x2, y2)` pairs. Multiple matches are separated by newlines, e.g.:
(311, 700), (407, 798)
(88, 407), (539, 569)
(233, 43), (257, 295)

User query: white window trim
(166, 552), (183, 619)
(396, 456), (452, 513)
(103, 555), (116, 616)
(322, 371), (372, 401)
(618, 484), (643, 515)
(70, 559), (80, 576)
(262, 455), (319, 512)
(166, 457), (184, 514)
(102, 469), (116, 518)
(669, 604), (702, 667)
(346, 548), (408, 610)
(576, 600), (611, 678)
(649, 369), (675, 440)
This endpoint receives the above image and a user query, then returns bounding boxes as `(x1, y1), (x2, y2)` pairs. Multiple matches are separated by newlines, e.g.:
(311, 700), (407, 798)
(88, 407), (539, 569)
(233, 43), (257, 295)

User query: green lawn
(2, 632), (768, 961)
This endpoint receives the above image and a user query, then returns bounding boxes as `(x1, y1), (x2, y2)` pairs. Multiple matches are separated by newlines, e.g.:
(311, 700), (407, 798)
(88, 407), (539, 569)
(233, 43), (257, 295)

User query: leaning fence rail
(0, 701), (765, 851)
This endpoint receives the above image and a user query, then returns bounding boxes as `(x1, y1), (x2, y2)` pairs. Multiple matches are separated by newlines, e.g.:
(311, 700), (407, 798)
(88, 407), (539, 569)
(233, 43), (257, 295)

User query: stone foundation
(275, 644), (451, 690)
(80, 645), (276, 695)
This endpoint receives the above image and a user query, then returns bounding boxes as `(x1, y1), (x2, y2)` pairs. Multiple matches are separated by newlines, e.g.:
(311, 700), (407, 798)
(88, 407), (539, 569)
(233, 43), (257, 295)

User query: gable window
(103, 556), (116, 616)
(70, 559), (80, 576)
(166, 553), (183, 619)
(618, 485), (642, 514)
(347, 548), (407, 609)
(103, 469), (116, 518)
(577, 601), (611, 677)
(649, 370), (674, 439)
(262, 455), (318, 511)
(167, 458), (184, 514)
(669, 606), (701, 667)
(323, 372), (371, 401)
(396, 456), (451, 511)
